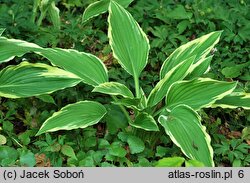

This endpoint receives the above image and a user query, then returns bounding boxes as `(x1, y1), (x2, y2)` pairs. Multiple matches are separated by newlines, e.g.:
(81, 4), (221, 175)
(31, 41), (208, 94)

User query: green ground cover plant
(0, 1), (249, 167)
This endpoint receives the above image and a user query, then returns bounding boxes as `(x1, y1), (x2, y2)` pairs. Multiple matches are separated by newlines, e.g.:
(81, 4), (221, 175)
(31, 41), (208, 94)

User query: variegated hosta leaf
(108, 1), (149, 79)
(0, 37), (108, 86)
(93, 82), (134, 98)
(36, 101), (107, 135)
(40, 48), (108, 86)
(130, 112), (159, 131)
(0, 61), (81, 98)
(187, 55), (213, 79)
(83, 0), (108, 22)
(147, 56), (195, 107)
(0, 37), (42, 63)
(166, 78), (237, 110)
(211, 92), (250, 109)
(160, 31), (222, 79)
(82, 0), (133, 22)
(158, 105), (214, 167)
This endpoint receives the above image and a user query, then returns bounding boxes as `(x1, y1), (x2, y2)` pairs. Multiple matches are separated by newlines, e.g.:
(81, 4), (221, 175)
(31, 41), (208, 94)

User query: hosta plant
(0, 1), (249, 167)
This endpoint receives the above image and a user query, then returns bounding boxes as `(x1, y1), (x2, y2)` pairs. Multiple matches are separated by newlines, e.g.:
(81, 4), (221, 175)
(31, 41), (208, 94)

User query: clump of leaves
(214, 139), (250, 167)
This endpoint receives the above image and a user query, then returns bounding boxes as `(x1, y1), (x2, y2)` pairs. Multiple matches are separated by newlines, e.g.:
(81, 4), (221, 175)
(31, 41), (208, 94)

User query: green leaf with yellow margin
(130, 112), (159, 131)
(211, 92), (250, 110)
(0, 62), (81, 98)
(158, 104), (214, 167)
(0, 37), (108, 86)
(93, 82), (134, 98)
(36, 101), (106, 135)
(166, 78), (237, 110)
(108, 1), (149, 79)
(160, 31), (222, 79)
(147, 56), (195, 107)
(82, 0), (133, 22)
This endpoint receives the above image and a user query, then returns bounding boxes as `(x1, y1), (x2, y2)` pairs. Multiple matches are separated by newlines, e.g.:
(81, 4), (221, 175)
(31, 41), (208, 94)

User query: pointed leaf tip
(108, 1), (149, 78)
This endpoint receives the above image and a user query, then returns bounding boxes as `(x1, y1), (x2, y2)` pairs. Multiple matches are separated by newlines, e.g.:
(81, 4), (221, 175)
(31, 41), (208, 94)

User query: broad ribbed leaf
(83, 0), (108, 22)
(158, 105), (214, 166)
(93, 82), (134, 98)
(36, 101), (106, 135)
(82, 0), (133, 22)
(108, 1), (149, 78)
(0, 61), (81, 98)
(147, 56), (195, 107)
(166, 78), (237, 110)
(130, 112), (159, 131)
(0, 37), (42, 63)
(0, 37), (108, 86)
(160, 31), (222, 78)
(187, 56), (213, 79)
(41, 48), (108, 86)
(211, 92), (250, 109)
